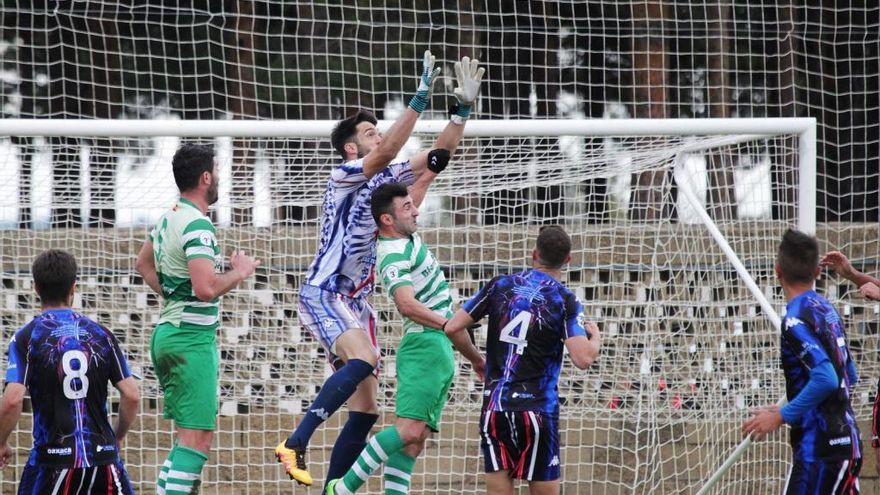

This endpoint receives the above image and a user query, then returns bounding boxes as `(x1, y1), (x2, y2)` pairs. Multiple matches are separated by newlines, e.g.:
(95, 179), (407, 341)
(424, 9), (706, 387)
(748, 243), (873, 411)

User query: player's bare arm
(821, 250), (880, 289)
(362, 50), (440, 179)
(0, 382), (25, 468)
(444, 309), (486, 380)
(135, 240), (162, 295)
(564, 322), (601, 370)
(113, 377), (140, 447)
(390, 285), (447, 329)
(188, 250), (260, 302)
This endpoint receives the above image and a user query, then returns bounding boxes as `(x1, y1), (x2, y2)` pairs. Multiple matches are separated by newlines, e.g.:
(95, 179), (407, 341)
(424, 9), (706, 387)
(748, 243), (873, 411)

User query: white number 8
(62, 350), (89, 400)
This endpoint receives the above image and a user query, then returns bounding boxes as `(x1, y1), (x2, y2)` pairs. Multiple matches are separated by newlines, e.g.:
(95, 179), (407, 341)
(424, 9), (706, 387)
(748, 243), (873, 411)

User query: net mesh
(1, 130), (858, 495)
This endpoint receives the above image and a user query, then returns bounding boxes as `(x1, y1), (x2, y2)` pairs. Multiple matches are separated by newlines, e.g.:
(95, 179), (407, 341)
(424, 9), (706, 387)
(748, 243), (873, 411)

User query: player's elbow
(192, 284), (216, 302)
(570, 353), (596, 370)
(0, 392), (24, 414)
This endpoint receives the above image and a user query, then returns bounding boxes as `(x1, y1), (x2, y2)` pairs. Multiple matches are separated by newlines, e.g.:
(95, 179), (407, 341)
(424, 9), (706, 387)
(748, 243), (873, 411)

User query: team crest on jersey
(199, 232), (213, 246)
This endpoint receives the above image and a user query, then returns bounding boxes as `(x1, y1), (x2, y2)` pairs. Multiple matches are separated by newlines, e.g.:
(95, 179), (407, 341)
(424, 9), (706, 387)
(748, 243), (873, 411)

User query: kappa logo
(548, 455), (560, 467)
(322, 317), (336, 331)
(311, 408), (330, 421)
(785, 317), (804, 330)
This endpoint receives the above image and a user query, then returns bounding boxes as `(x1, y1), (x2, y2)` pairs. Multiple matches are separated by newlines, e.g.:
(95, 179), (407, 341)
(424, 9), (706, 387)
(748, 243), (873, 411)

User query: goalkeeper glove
(427, 148), (451, 174)
(451, 56), (485, 123)
(409, 50), (441, 113)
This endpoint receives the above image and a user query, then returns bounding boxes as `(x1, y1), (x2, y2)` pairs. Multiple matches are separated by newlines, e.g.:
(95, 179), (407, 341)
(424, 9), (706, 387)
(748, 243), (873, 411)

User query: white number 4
(499, 310), (532, 355)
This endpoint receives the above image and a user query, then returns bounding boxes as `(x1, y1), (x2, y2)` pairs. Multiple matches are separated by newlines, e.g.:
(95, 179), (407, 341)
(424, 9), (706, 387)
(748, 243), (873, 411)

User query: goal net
(0, 118), (834, 494)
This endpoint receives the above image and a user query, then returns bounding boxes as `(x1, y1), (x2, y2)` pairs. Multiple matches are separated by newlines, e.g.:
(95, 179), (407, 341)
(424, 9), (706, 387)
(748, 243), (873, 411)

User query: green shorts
(395, 331), (456, 432)
(150, 322), (219, 431)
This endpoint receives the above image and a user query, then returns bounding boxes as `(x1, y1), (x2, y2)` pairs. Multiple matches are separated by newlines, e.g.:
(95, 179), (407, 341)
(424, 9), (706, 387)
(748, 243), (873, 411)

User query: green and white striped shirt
(149, 198), (222, 332)
(377, 232), (452, 333)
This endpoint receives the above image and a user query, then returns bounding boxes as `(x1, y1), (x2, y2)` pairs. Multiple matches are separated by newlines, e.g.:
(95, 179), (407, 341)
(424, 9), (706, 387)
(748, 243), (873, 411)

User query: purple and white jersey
(304, 158), (416, 297)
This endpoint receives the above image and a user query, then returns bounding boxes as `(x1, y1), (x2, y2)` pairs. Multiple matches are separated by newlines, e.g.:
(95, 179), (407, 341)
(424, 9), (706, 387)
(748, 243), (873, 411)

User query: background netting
(1, 2), (879, 494)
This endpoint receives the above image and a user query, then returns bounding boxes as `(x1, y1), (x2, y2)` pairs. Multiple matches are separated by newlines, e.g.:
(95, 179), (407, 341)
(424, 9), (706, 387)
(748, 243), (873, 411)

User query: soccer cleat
(275, 442), (313, 486)
(325, 478), (339, 494)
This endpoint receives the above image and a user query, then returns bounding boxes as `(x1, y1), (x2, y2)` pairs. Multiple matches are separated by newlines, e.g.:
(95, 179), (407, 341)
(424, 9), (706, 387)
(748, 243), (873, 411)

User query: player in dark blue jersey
(743, 230), (861, 495)
(445, 226), (601, 495)
(0, 250), (140, 494)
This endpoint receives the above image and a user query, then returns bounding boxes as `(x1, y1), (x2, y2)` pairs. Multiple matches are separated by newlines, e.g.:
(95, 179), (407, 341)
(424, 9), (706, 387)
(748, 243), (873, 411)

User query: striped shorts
(297, 284), (378, 368)
(18, 461), (133, 495)
(783, 457), (861, 495)
(480, 410), (560, 481)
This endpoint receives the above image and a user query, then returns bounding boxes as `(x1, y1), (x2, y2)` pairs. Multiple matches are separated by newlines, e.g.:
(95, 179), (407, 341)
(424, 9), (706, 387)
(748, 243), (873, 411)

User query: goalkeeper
(326, 182), (485, 495)
(276, 50), (485, 487)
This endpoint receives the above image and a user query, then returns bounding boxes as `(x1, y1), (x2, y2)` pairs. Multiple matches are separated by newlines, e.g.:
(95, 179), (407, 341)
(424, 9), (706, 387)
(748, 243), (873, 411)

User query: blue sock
(325, 411), (379, 483)
(286, 359), (374, 449)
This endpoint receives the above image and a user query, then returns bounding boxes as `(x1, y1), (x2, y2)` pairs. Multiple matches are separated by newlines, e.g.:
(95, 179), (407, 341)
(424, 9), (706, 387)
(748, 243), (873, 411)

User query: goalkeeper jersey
(149, 198), (222, 334)
(304, 158), (415, 298)
(377, 232), (452, 333)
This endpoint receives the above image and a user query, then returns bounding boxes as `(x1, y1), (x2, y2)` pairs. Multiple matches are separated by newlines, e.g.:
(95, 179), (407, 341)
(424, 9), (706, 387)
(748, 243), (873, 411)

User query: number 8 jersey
(463, 270), (588, 414)
(4, 309), (132, 468)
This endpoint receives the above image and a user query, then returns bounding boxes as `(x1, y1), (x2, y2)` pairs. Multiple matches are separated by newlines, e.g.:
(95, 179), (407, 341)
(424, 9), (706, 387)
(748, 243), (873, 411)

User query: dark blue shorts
(18, 461), (134, 495)
(783, 457), (861, 495)
(479, 409), (560, 481)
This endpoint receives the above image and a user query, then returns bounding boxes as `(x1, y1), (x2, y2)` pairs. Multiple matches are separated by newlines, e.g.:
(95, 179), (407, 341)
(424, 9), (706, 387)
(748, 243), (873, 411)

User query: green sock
(383, 450), (416, 494)
(339, 426), (405, 493)
(165, 446), (208, 494)
(158, 443), (179, 494)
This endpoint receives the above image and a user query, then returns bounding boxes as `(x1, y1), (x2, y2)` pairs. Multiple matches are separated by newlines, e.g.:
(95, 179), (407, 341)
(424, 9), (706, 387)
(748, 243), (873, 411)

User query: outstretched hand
(820, 251), (853, 278)
(453, 56), (485, 105)
(409, 50), (441, 113)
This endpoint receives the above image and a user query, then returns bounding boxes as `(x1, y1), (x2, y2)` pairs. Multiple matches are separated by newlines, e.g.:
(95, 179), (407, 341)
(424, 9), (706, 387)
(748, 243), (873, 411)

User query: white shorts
(297, 284), (378, 368)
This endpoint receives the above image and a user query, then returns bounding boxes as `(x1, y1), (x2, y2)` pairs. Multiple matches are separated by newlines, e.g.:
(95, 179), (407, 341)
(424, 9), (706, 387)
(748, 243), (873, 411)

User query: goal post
(0, 117), (819, 494)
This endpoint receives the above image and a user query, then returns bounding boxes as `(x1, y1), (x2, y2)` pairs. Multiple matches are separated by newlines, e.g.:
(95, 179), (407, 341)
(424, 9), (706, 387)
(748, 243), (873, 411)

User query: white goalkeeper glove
(408, 50), (441, 113)
(451, 56), (485, 123)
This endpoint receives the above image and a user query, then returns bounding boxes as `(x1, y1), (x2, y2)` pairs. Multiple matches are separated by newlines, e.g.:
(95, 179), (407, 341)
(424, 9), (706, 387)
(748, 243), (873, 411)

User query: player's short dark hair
(172, 143), (215, 192)
(536, 225), (572, 269)
(331, 110), (378, 160)
(777, 228), (819, 283)
(32, 249), (77, 306)
(371, 182), (409, 225)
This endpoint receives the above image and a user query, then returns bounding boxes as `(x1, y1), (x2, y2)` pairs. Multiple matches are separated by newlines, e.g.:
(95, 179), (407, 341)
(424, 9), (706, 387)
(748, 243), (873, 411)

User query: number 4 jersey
(5, 309), (132, 468)
(463, 270), (589, 414)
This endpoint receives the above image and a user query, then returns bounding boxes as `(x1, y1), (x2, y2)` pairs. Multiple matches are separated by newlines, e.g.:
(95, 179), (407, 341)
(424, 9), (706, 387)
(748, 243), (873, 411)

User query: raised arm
(135, 239), (162, 295)
(410, 56), (485, 176)
(821, 250), (880, 293)
(363, 50), (441, 179)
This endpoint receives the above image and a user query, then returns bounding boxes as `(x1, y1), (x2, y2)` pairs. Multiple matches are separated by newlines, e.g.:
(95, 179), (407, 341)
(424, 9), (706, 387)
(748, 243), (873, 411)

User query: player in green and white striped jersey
(326, 182), (485, 495)
(135, 144), (260, 495)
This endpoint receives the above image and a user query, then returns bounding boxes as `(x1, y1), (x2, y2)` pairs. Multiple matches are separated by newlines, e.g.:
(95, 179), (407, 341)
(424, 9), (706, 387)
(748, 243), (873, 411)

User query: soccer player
(0, 249), (140, 494)
(742, 229), (861, 494)
(325, 182), (484, 495)
(275, 50), (485, 487)
(443, 225), (601, 495)
(821, 249), (880, 473)
(135, 144), (260, 495)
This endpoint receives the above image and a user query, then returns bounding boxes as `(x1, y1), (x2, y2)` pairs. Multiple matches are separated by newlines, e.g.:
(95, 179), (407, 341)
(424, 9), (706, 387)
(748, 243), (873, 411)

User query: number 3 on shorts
(500, 310), (532, 355)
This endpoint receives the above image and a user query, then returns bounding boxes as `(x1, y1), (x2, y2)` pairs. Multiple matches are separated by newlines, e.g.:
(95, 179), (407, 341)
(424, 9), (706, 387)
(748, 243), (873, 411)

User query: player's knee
(397, 422), (428, 446)
(402, 439), (425, 458)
